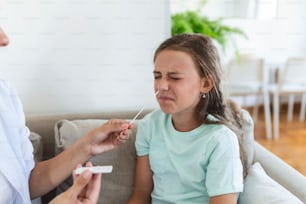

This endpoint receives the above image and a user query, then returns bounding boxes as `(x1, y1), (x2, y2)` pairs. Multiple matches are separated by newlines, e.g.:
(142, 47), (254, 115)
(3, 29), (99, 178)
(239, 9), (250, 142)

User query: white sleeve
(9, 81), (35, 173)
(0, 79), (34, 175)
(0, 80), (34, 203)
(0, 172), (16, 203)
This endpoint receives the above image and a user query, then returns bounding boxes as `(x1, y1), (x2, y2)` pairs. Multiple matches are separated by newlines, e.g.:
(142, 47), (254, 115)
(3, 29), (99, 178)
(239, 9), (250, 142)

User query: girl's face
(154, 50), (210, 116)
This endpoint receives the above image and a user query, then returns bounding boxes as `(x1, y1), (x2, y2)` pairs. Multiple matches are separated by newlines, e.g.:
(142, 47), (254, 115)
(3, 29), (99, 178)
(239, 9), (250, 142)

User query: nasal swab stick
(76, 92), (160, 175)
(129, 90), (159, 124)
(130, 106), (145, 124)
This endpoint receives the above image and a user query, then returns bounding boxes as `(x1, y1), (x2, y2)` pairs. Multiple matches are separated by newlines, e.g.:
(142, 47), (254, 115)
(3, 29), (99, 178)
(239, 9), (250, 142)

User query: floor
(247, 105), (306, 176)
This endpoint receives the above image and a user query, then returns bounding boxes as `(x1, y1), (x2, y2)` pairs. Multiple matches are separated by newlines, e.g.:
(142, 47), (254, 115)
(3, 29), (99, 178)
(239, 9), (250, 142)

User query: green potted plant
(171, 1), (247, 55)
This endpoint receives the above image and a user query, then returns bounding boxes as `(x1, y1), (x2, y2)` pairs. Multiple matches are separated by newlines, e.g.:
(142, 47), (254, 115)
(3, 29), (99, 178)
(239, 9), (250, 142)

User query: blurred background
(1, 0), (305, 173)
(1, 0), (305, 114)
(0, 0), (169, 115)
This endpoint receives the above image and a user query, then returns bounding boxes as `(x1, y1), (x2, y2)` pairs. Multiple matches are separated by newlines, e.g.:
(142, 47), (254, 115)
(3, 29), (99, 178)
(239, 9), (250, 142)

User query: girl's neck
(171, 112), (201, 132)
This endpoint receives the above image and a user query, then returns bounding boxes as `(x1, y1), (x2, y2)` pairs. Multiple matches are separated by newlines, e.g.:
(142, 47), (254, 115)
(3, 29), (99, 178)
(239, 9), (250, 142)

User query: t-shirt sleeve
(205, 129), (243, 197)
(135, 116), (151, 156)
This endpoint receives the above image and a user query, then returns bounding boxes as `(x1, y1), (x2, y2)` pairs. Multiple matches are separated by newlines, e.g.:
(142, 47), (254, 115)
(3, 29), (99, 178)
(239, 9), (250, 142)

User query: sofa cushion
(226, 99), (255, 174)
(239, 162), (303, 204)
(54, 119), (138, 204)
(29, 132), (43, 162)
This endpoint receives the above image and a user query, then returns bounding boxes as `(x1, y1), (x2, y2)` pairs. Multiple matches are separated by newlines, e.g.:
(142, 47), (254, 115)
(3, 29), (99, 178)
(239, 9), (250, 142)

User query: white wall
(171, 0), (306, 63)
(219, 1), (306, 106)
(0, 0), (170, 115)
(171, 0), (306, 106)
(223, 18), (306, 66)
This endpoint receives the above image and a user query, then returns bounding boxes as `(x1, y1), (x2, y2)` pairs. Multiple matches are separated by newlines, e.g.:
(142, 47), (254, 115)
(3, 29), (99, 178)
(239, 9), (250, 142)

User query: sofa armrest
(254, 142), (306, 203)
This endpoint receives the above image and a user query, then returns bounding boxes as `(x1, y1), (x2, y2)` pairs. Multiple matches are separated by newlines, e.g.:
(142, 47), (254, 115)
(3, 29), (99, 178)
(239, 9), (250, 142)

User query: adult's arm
(29, 119), (131, 199)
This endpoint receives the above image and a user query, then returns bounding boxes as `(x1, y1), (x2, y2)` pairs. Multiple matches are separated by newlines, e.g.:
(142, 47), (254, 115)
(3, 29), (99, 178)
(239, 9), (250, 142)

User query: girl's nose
(156, 79), (169, 91)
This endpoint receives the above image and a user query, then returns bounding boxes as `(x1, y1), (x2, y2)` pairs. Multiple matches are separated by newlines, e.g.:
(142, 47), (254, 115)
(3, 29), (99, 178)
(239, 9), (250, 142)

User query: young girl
(128, 34), (245, 204)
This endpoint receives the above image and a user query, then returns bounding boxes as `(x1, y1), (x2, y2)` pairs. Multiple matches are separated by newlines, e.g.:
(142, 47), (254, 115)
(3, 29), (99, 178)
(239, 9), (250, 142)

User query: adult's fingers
(73, 164), (82, 182)
(100, 119), (131, 135)
(70, 170), (92, 197)
(86, 172), (102, 201)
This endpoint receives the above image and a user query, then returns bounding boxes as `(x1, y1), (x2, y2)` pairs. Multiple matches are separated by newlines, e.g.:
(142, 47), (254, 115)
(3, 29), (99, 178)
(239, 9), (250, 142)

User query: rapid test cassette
(75, 165), (113, 175)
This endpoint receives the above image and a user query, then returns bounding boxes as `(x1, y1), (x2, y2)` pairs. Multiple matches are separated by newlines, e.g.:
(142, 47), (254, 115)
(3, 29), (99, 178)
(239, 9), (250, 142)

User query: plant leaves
(171, 11), (247, 53)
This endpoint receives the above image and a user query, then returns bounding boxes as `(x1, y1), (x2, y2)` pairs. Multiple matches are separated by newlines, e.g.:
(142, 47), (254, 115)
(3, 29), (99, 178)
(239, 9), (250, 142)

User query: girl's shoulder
(139, 109), (170, 130)
(204, 119), (238, 143)
(143, 109), (166, 121)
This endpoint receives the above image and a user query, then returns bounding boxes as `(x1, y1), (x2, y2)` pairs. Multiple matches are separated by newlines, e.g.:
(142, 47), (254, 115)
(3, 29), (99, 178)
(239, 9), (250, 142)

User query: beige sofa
(26, 109), (306, 204)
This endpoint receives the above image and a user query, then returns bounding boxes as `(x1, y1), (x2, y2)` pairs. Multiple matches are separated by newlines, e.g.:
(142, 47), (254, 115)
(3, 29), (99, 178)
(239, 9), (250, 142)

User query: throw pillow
(29, 131), (43, 162)
(240, 109), (255, 169)
(226, 99), (255, 172)
(239, 162), (303, 204)
(54, 119), (138, 204)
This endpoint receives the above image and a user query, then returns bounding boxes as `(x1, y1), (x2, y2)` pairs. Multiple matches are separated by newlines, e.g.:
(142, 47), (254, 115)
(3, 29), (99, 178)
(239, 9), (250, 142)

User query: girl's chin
(159, 106), (174, 114)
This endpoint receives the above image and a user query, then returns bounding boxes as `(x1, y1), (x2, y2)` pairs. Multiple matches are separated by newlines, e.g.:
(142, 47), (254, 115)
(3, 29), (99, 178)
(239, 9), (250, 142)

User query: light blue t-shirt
(135, 109), (243, 204)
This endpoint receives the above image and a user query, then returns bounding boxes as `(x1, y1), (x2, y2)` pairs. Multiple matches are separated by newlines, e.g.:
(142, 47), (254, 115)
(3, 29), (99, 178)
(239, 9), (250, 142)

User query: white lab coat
(0, 79), (34, 204)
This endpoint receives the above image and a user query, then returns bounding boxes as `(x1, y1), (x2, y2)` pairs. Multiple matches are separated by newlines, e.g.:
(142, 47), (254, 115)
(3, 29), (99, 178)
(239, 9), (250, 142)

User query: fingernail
(122, 124), (129, 128)
(82, 170), (91, 179)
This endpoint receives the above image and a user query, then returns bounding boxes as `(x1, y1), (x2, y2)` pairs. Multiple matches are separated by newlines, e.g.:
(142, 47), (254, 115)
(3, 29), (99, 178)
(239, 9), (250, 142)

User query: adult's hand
(85, 119), (133, 156)
(49, 163), (101, 204)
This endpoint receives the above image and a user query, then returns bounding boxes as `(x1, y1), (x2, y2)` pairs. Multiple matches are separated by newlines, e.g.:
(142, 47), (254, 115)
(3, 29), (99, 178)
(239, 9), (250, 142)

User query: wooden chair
(224, 55), (272, 139)
(269, 57), (306, 139)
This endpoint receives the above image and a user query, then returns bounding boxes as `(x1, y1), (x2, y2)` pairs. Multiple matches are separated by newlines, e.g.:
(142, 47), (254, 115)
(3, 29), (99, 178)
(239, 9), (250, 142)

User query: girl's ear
(200, 76), (214, 93)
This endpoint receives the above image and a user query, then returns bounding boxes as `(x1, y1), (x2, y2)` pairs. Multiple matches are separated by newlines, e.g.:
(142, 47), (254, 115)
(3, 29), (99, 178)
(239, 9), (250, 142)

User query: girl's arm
(210, 193), (238, 204)
(128, 156), (153, 204)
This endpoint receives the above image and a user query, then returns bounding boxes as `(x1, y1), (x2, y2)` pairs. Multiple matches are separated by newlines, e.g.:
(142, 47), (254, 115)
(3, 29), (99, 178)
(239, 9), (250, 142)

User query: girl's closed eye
(153, 71), (161, 79)
(168, 73), (183, 81)
(153, 71), (184, 80)
(154, 75), (161, 80)
(169, 76), (181, 80)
